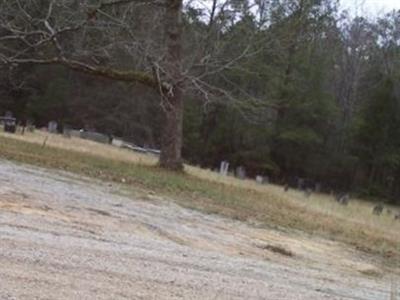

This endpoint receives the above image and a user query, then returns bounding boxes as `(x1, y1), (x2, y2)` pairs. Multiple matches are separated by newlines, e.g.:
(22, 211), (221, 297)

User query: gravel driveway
(0, 160), (396, 299)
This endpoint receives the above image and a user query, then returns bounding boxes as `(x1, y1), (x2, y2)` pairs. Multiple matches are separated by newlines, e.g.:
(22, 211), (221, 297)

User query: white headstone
(220, 161), (229, 176)
(256, 175), (264, 184)
(112, 138), (124, 147)
(48, 121), (58, 133)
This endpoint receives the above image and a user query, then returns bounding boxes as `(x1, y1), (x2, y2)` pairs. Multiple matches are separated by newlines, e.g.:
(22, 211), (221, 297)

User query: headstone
(236, 166), (246, 179)
(112, 138), (124, 147)
(27, 120), (35, 132)
(256, 175), (264, 184)
(48, 121), (58, 133)
(315, 183), (321, 193)
(63, 125), (72, 138)
(219, 161), (229, 176)
(3, 111), (16, 133)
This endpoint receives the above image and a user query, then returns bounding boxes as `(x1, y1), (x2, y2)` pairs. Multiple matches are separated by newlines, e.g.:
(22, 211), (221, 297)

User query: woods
(1, 0), (400, 202)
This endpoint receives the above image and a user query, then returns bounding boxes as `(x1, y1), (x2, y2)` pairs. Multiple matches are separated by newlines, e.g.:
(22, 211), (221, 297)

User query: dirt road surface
(0, 160), (397, 299)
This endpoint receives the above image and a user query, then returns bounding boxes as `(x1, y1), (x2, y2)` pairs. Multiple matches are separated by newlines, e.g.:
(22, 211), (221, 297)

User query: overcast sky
(341, 0), (400, 16)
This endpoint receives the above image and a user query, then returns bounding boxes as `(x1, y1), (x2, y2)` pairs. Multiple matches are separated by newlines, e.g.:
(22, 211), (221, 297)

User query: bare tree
(0, 0), (258, 170)
(333, 15), (374, 151)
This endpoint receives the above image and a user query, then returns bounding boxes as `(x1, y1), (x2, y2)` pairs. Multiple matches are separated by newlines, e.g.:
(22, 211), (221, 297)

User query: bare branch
(45, 0), (55, 21)
(0, 55), (171, 92)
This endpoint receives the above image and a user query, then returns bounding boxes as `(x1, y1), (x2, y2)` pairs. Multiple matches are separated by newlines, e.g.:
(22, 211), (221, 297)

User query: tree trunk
(159, 0), (184, 171)
(159, 88), (184, 170)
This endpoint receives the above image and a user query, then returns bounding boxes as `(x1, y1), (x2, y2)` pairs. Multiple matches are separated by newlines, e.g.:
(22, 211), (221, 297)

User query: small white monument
(219, 161), (229, 176)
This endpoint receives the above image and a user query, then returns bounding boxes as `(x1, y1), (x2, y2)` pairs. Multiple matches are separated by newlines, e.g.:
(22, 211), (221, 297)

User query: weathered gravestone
(2, 111), (16, 133)
(112, 138), (124, 147)
(63, 125), (72, 138)
(236, 166), (246, 179)
(219, 161), (229, 176)
(256, 175), (264, 184)
(27, 120), (35, 132)
(256, 175), (269, 184)
(48, 121), (58, 133)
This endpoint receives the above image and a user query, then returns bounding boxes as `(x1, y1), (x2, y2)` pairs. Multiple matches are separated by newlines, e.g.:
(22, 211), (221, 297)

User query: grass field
(0, 129), (399, 268)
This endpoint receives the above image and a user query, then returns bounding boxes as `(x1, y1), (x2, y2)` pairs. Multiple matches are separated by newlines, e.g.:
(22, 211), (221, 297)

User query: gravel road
(0, 160), (396, 299)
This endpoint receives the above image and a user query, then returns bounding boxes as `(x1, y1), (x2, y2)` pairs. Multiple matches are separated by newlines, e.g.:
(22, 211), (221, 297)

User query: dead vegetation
(0, 131), (399, 269)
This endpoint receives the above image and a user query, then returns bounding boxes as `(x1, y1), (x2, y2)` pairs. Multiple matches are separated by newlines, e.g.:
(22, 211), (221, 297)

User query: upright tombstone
(48, 121), (58, 134)
(219, 161), (229, 176)
(236, 166), (246, 179)
(63, 125), (72, 138)
(112, 138), (124, 147)
(27, 120), (35, 132)
(256, 175), (264, 184)
(224, 161), (229, 175)
(3, 111), (16, 133)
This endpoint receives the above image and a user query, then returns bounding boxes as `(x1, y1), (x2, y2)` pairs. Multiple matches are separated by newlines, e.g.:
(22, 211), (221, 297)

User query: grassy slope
(0, 132), (399, 268)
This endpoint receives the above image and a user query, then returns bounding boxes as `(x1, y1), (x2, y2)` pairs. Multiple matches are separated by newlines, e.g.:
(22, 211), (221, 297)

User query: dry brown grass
(1, 129), (157, 165)
(189, 164), (400, 249)
(0, 129), (399, 267)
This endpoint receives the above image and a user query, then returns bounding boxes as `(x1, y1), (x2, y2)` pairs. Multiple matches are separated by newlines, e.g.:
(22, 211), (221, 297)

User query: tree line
(0, 0), (400, 203)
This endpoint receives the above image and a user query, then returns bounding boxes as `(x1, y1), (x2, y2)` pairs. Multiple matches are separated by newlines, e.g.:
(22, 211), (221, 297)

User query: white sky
(341, 0), (400, 16)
